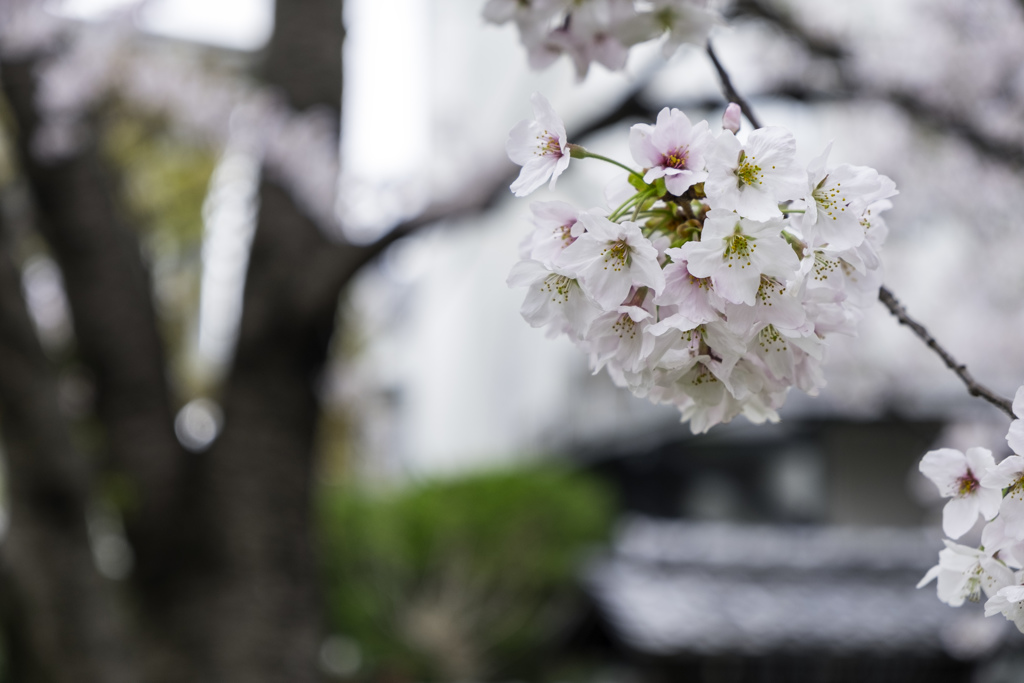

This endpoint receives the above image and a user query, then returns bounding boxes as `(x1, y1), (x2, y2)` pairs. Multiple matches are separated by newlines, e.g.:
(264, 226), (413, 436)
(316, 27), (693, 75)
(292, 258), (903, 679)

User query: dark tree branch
(0, 195), (135, 683)
(1, 57), (191, 587)
(701, 34), (1016, 417)
(878, 286), (1014, 418)
(707, 41), (763, 129)
(200, 1), (346, 680)
(730, 0), (1024, 172)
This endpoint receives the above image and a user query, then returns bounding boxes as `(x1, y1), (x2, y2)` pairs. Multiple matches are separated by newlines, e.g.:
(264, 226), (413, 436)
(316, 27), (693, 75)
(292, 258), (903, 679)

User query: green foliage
(318, 463), (614, 682)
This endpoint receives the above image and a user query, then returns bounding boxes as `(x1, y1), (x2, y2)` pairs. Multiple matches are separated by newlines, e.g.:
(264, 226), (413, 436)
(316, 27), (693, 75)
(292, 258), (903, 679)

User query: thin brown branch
(878, 286), (1014, 418)
(706, 41), (763, 130)
(703, 37), (1015, 417)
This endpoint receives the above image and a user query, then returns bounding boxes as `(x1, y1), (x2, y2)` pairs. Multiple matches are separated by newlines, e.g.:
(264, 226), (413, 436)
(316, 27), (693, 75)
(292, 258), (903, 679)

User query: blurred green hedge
(317, 463), (614, 682)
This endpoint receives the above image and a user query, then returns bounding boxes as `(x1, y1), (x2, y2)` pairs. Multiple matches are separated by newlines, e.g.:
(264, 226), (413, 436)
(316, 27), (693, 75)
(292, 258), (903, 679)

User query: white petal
(943, 495), (980, 539)
(919, 447), (966, 494)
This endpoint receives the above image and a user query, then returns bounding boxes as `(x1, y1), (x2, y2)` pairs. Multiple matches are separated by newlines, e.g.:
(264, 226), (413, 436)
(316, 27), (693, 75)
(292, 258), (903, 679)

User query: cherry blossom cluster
(483, 0), (719, 78)
(505, 94), (896, 433)
(918, 387), (1024, 631)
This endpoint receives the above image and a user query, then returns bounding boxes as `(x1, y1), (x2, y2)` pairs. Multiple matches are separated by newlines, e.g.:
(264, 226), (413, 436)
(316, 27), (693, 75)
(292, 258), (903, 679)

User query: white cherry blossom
(704, 127), (804, 221)
(919, 446), (1001, 539)
(799, 143), (888, 252)
(519, 200), (581, 265)
(557, 211), (665, 309)
(629, 107), (711, 196)
(981, 455), (1024, 540)
(507, 260), (603, 338)
(985, 584), (1024, 633)
(677, 210), (800, 307)
(1008, 385), (1024, 455)
(507, 93), (570, 197)
(918, 540), (1013, 607)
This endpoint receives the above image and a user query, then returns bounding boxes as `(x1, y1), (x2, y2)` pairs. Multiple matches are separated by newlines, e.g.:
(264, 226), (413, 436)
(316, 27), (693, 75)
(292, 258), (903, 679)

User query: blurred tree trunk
(0, 0), (350, 681)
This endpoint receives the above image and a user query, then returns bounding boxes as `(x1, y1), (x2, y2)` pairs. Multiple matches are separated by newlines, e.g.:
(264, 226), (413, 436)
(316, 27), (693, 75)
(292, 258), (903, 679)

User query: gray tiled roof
(584, 517), (1015, 659)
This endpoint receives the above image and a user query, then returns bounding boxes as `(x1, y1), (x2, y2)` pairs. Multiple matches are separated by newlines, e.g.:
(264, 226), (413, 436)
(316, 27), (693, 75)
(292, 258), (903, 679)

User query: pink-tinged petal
(506, 259), (548, 288)
(510, 158), (557, 197)
(710, 262), (761, 306)
(663, 170), (704, 196)
(530, 92), (565, 139)
(978, 487), (1003, 521)
(651, 108), (692, 152)
(506, 119), (538, 165)
(722, 103), (741, 134)
(629, 123), (662, 168)
(745, 126), (797, 166)
(919, 448), (966, 494)
(943, 495), (980, 539)
(965, 446), (996, 479)
(575, 211), (620, 241)
(732, 186), (782, 221)
(999, 496), (1024, 540)
(629, 252), (666, 294)
(1008, 420), (1024, 456)
(548, 154), (571, 190)
(981, 455), (1024, 489)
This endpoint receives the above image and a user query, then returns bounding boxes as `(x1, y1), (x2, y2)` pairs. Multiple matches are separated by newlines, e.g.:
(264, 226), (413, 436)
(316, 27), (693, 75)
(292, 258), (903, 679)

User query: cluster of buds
(483, 0), (719, 78)
(506, 95), (896, 433)
(918, 388), (1024, 632)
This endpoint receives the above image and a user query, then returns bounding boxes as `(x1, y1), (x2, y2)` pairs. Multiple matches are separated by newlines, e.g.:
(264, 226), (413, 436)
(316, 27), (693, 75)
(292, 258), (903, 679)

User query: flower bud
(722, 102), (742, 134)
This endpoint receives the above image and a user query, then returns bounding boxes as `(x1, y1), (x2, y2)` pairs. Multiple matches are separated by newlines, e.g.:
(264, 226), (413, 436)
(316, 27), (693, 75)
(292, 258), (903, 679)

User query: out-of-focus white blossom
(483, 0), (719, 79)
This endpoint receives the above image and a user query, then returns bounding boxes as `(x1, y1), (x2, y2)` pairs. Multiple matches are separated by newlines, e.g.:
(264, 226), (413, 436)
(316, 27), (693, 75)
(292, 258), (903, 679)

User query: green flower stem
(608, 194), (643, 222)
(574, 148), (644, 180)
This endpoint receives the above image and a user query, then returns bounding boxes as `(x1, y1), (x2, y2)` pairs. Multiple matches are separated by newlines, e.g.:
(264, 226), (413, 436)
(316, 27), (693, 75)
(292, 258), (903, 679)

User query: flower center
(813, 176), (847, 222)
(534, 130), (563, 158)
(557, 222), (576, 246)
(757, 324), (788, 353)
(663, 146), (690, 170)
(612, 314), (638, 340)
(689, 363), (719, 387)
(601, 240), (631, 272)
(756, 277), (784, 305)
(735, 151), (764, 188)
(813, 252), (839, 281)
(956, 472), (979, 497)
(722, 228), (755, 268)
(539, 274), (574, 304)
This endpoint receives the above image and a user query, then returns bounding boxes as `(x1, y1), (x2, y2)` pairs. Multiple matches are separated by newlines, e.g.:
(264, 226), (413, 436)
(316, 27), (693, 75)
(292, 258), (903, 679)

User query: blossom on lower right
(919, 385), (1024, 633)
